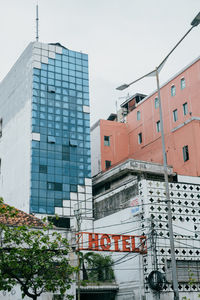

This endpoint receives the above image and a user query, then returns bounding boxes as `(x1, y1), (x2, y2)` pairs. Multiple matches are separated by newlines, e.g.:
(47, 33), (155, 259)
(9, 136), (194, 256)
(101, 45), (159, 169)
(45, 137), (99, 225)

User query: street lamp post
(116, 12), (200, 300)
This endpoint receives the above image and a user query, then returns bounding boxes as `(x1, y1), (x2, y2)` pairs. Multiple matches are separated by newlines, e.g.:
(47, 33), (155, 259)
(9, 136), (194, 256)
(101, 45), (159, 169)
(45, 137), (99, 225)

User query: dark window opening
(173, 109), (178, 122)
(104, 136), (110, 146)
(47, 182), (62, 191)
(48, 216), (70, 229)
(156, 120), (160, 132)
(39, 165), (47, 173)
(105, 160), (111, 169)
(105, 182), (110, 190)
(138, 132), (142, 144)
(183, 102), (188, 115)
(183, 145), (189, 162)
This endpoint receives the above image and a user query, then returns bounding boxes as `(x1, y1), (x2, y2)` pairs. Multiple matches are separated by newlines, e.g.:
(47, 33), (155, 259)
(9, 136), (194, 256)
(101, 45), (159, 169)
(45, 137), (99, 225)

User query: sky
(0, 0), (199, 125)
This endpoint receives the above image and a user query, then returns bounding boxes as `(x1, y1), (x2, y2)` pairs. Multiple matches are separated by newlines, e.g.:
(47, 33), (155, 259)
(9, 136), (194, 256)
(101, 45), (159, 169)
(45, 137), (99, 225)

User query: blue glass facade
(30, 46), (91, 214)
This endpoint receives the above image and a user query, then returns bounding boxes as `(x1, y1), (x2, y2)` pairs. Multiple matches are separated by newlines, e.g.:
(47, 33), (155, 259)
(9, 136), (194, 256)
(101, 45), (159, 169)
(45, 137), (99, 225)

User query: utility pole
(155, 68), (179, 300)
(150, 221), (160, 300)
(75, 207), (81, 300)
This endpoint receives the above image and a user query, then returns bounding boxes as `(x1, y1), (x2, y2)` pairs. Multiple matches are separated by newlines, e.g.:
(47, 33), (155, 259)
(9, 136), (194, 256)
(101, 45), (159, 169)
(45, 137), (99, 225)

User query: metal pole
(75, 210), (81, 300)
(155, 68), (179, 300)
(77, 225), (81, 300)
(36, 4), (39, 42)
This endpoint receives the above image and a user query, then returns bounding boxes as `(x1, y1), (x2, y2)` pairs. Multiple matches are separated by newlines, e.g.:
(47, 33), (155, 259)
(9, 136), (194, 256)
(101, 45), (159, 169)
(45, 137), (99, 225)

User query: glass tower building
(0, 42), (92, 222)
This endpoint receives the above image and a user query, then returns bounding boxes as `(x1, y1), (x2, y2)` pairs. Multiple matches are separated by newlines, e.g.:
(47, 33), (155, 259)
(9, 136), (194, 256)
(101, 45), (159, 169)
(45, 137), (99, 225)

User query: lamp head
(191, 11), (200, 27)
(116, 83), (129, 91)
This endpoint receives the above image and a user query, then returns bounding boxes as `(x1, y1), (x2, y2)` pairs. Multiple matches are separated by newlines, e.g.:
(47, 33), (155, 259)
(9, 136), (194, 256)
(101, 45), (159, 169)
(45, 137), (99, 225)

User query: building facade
(91, 56), (200, 177)
(93, 159), (200, 300)
(0, 42), (92, 225)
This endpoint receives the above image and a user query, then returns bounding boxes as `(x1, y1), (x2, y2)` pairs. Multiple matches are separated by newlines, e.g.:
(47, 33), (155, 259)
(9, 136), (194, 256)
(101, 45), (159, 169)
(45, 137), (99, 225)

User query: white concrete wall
(94, 207), (144, 300)
(94, 178), (200, 300)
(178, 174), (200, 185)
(0, 43), (33, 212)
(91, 121), (101, 176)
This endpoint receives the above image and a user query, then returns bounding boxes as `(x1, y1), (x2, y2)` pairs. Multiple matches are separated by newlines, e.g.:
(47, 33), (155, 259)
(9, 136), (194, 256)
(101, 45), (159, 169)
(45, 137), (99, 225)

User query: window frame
(183, 102), (188, 116)
(104, 136), (110, 146)
(173, 109), (178, 122)
(183, 145), (189, 162)
(180, 77), (185, 90)
(39, 165), (47, 173)
(171, 85), (176, 97)
(156, 120), (161, 133)
(137, 111), (141, 121)
(138, 132), (142, 144)
(155, 97), (159, 109)
(105, 160), (111, 169)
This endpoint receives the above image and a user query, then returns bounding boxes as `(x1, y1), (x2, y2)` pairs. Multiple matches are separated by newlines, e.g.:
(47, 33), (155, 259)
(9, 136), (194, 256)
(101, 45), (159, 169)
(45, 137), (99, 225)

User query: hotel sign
(77, 232), (147, 254)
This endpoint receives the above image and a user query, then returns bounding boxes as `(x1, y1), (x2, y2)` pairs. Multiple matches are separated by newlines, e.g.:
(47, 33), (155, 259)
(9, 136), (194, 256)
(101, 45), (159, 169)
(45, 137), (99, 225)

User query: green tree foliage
(79, 252), (95, 281)
(0, 198), (76, 300)
(81, 253), (115, 283)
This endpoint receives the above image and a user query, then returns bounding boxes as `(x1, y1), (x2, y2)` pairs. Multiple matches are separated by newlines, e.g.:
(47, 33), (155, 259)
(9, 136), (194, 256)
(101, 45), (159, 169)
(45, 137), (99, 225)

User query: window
(39, 165), (47, 173)
(137, 111), (141, 121)
(47, 182), (62, 191)
(156, 120), (160, 132)
(48, 136), (56, 143)
(181, 78), (185, 90)
(183, 102), (188, 115)
(173, 109), (178, 122)
(171, 85), (176, 96)
(70, 184), (77, 192)
(138, 132), (142, 144)
(62, 145), (70, 161)
(69, 139), (78, 146)
(105, 160), (111, 169)
(105, 182), (110, 190)
(183, 145), (189, 162)
(47, 85), (56, 93)
(155, 97), (159, 109)
(48, 217), (70, 229)
(0, 118), (2, 138)
(104, 136), (110, 146)
(166, 260), (200, 283)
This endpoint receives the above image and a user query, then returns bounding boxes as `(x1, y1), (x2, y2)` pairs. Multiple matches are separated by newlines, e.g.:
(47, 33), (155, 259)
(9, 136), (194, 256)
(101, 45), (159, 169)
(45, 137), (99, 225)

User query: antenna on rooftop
(36, 4), (39, 41)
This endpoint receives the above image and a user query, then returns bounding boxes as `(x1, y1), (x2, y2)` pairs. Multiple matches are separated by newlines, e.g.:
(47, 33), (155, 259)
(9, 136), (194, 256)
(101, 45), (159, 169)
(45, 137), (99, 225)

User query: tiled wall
(140, 180), (200, 298)
(30, 42), (92, 216)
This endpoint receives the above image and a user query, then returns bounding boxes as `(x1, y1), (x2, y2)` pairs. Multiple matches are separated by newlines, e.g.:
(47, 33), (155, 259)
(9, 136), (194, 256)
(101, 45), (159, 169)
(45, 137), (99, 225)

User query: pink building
(91, 56), (200, 177)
